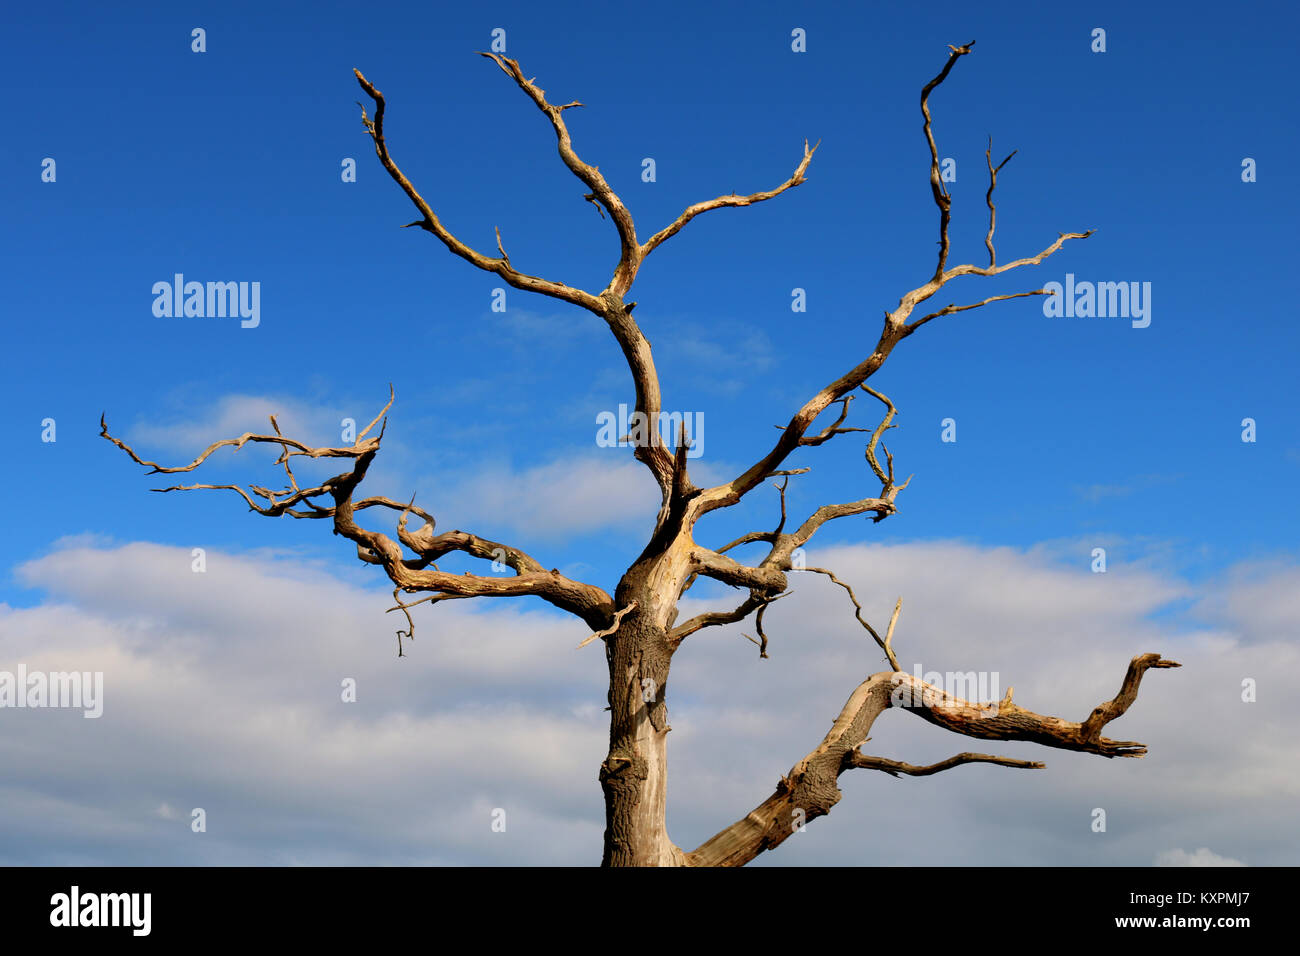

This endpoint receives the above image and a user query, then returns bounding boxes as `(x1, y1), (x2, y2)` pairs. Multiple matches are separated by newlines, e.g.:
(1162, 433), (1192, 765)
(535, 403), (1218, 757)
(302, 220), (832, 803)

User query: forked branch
(696, 41), (1091, 518)
(984, 137), (1017, 267)
(477, 52), (642, 296)
(354, 68), (604, 314)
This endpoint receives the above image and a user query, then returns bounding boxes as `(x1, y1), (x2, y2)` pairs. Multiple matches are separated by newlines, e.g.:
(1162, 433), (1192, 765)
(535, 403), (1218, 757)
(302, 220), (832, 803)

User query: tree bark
(600, 602), (685, 866)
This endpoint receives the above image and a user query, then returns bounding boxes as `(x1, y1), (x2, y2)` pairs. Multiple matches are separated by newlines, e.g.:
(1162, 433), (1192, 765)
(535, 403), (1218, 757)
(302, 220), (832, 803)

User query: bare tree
(102, 42), (1178, 867)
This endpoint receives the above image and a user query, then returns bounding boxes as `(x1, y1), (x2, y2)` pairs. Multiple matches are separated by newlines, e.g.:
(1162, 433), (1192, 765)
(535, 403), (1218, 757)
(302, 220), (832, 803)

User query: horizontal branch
(102, 395), (615, 630)
(891, 230), (1094, 329)
(689, 547), (786, 592)
(687, 652), (1178, 866)
(847, 751), (1043, 777)
(99, 416), (381, 475)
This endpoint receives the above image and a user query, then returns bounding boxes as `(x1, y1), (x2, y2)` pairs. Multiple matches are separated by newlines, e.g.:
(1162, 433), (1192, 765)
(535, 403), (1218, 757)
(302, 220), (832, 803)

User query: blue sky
(1, 0), (1297, 866)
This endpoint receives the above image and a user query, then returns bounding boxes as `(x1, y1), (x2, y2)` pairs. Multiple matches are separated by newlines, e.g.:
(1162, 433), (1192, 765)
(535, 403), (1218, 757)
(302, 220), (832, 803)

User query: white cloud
(1154, 848), (1246, 867)
(436, 455), (658, 536)
(1192, 561), (1300, 646)
(421, 453), (731, 539)
(1, 537), (1297, 865)
(107, 390), (737, 546)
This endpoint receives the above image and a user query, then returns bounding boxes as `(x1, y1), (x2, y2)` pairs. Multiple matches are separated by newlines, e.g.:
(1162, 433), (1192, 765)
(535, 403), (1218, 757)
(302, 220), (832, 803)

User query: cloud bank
(1, 538), (1295, 865)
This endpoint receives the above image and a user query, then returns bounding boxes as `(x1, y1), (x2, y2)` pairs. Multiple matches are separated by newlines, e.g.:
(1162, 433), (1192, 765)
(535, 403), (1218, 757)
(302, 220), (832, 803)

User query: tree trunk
(599, 545), (691, 866)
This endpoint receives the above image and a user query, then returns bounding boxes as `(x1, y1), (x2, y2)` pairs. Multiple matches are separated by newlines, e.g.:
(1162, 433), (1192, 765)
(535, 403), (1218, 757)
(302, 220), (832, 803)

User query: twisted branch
(101, 391), (615, 633)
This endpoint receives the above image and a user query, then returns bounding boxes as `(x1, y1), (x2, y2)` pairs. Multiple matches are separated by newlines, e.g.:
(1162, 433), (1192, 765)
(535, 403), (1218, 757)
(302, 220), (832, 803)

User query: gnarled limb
(693, 337), (904, 515)
(101, 394), (615, 631)
(362, 56), (680, 492)
(354, 69), (604, 315)
(687, 653), (1178, 866)
(355, 55), (826, 505)
(688, 546), (787, 592)
(477, 52), (641, 297)
(703, 386), (910, 585)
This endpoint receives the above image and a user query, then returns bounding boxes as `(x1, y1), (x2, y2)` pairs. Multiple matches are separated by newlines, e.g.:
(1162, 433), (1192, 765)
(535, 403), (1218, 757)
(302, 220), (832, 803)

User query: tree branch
(713, 387), (911, 587)
(578, 601), (638, 649)
(848, 751), (1043, 777)
(689, 547), (786, 592)
(693, 42), (1090, 519)
(740, 601), (776, 659)
(921, 41), (975, 279)
(477, 52), (641, 298)
(356, 59), (680, 497)
(779, 394), (868, 447)
(668, 590), (788, 644)
(354, 67), (605, 314)
(687, 653), (1178, 866)
(804, 568), (902, 671)
(903, 289), (1052, 336)
(984, 137), (1016, 267)
(101, 394), (615, 630)
(640, 138), (819, 261)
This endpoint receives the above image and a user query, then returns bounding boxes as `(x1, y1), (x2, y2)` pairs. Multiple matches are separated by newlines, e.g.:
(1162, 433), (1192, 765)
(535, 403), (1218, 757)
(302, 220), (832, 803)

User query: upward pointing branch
(640, 138), (820, 261)
(477, 52), (642, 297)
(922, 41), (975, 279)
(984, 136), (1017, 267)
(353, 67), (605, 314)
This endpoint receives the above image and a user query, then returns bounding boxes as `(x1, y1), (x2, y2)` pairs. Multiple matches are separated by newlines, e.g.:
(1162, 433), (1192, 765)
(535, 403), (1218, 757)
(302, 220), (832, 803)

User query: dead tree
(102, 42), (1178, 867)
